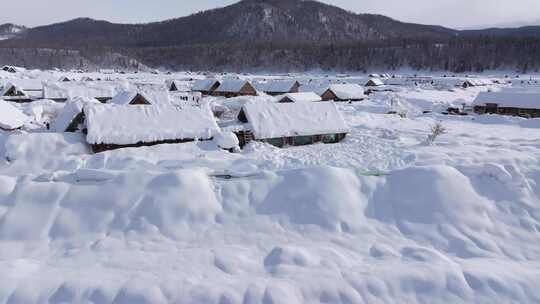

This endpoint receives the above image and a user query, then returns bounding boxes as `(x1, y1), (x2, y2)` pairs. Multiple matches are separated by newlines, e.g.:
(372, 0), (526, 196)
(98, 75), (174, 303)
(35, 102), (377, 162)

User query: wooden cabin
(235, 102), (349, 148)
(42, 82), (117, 103)
(0, 83), (32, 102)
(462, 79), (492, 88)
(212, 80), (257, 98)
(261, 80), (300, 96)
(473, 92), (540, 118)
(320, 84), (367, 102)
(277, 92), (322, 103)
(84, 104), (221, 153)
(110, 90), (172, 106)
(365, 78), (385, 87)
(192, 79), (221, 96)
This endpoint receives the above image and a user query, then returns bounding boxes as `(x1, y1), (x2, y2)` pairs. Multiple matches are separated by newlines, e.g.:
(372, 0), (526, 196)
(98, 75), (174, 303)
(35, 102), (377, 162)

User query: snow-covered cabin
(42, 82), (119, 102)
(84, 104), (220, 152)
(52, 97), (101, 132)
(110, 90), (171, 106)
(213, 80), (257, 98)
(320, 84), (367, 102)
(192, 79), (221, 95)
(260, 80), (300, 96)
(236, 102), (349, 148)
(277, 92), (322, 103)
(1, 83), (31, 102)
(473, 91), (540, 118)
(0, 100), (28, 130)
(58, 76), (72, 82)
(462, 79), (492, 88)
(166, 79), (191, 92)
(1, 65), (24, 73)
(365, 78), (385, 87)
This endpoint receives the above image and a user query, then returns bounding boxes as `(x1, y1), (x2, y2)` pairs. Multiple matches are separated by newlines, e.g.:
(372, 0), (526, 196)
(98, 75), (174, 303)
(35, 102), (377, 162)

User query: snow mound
(0, 100), (28, 130)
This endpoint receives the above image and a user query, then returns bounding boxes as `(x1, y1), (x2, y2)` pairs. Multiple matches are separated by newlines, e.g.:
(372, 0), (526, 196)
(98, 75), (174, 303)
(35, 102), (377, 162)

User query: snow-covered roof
(1, 82), (27, 97)
(85, 104), (221, 145)
(0, 100), (28, 130)
(215, 80), (252, 93)
(52, 97), (101, 132)
(327, 84), (367, 100)
(278, 92), (322, 103)
(473, 92), (540, 109)
(366, 78), (385, 86)
(110, 90), (171, 106)
(43, 82), (120, 100)
(192, 79), (220, 92)
(242, 102), (349, 139)
(464, 79), (493, 86)
(260, 80), (299, 93)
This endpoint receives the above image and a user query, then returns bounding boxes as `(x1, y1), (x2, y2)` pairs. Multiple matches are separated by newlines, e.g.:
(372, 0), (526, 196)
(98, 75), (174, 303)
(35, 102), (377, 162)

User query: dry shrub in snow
(426, 122), (447, 144)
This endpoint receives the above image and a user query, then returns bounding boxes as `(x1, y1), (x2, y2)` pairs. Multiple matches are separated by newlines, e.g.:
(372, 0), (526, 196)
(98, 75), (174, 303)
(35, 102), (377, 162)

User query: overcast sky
(3, 0), (540, 29)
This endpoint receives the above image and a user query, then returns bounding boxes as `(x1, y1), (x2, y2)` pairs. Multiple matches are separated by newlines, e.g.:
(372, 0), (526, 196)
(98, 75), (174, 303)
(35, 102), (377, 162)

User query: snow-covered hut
(52, 97), (101, 132)
(320, 84), (367, 102)
(84, 104), (221, 152)
(42, 82), (118, 102)
(261, 80), (300, 96)
(462, 79), (492, 88)
(365, 78), (385, 87)
(473, 91), (540, 118)
(1, 83), (31, 102)
(236, 102), (349, 148)
(277, 92), (322, 103)
(110, 90), (171, 106)
(213, 80), (257, 98)
(192, 79), (221, 95)
(0, 100), (28, 130)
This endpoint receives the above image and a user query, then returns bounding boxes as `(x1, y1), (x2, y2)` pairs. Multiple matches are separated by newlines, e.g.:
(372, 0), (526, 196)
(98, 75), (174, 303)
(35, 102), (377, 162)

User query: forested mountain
(1, 0), (540, 72)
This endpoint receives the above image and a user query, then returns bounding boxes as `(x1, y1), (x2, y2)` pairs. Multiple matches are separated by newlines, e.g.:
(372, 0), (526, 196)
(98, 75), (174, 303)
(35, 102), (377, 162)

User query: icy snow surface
(0, 70), (540, 303)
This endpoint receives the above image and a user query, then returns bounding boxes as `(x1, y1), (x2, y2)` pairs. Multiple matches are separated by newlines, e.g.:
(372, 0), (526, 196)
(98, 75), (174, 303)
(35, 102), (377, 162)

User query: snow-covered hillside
(0, 70), (540, 303)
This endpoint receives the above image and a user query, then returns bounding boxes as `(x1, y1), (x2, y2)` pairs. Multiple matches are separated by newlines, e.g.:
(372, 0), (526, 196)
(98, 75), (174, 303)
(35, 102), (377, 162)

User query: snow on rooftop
(473, 91), (540, 109)
(52, 96), (101, 132)
(85, 104), (220, 145)
(242, 101), (349, 139)
(0, 100), (28, 130)
(110, 90), (171, 105)
(366, 78), (385, 86)
(0, 82), (27, 97)
(260, 80), (299, 93)
(192, 79), (219, 91)
(278, 92), (322, 103)
(215, 80), (251, 93)
(43, 81), (121, 100)
(328, 84), (367, 100)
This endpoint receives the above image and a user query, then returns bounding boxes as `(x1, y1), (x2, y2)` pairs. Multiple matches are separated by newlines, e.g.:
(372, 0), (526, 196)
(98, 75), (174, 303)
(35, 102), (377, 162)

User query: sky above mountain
(3, 0), (540, 29)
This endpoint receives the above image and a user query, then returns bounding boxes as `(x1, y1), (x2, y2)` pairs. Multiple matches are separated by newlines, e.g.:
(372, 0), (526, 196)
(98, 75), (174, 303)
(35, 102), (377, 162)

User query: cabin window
(293, 136), (313, 146)
(322, 134), (337, 143)
(266, 138), (284, 148)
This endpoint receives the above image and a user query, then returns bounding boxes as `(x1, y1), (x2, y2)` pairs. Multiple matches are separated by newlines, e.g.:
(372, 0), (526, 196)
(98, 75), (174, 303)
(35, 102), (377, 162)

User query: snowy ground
(1, 71), (540, 303)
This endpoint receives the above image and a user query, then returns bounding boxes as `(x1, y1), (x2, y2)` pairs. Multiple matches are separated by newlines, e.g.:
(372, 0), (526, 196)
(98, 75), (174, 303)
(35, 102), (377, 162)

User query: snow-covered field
(1, 70), (540, 303)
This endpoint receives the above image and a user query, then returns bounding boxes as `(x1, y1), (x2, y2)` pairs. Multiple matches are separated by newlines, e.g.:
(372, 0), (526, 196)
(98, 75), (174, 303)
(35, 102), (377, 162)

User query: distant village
(1, 64), (539, 153)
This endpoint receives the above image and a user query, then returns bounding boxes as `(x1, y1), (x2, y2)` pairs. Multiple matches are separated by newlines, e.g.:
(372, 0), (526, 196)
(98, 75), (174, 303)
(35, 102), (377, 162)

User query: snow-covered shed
(277, 92), (322, 103)
(320, 84), (367, 102)
(365, 78), (385, 87)
(52, 97), (101, 132)
(0, 100), (28, 130)
(58, 76), (72, 82)
(213, 80), (257, 98)
(166, 79), (191, 92)
(85, 104), (221, 152)
(260, 80), (301, 96)
(1, 65), (24, 73)
(462, 78), (492, 88)
(192, 79), (221, 95)
(43, 82), (119, 102)
(110, 90), (171, 106)
(236, 102), (349, 148)
(473, 91), (540, 118)
(1, 82), (30, 102)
